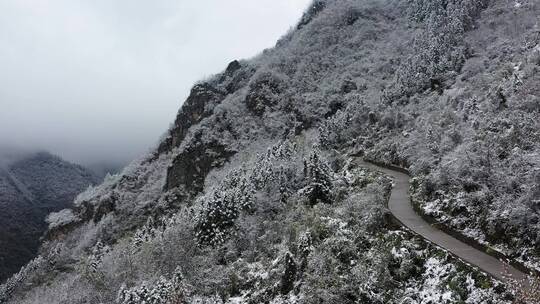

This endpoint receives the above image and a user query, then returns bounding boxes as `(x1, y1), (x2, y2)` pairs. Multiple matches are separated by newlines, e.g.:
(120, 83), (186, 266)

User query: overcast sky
(0, 0), (311, 167)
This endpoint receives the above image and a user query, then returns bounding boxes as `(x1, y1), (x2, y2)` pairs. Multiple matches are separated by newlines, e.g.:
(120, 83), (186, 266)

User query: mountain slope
(2, 0), (539, 303)
(0, 152), (98, 282)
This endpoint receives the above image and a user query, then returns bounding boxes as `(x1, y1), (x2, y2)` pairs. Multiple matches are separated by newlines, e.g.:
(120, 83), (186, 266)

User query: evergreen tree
(195, 169), (255, 246)
(280, 252), (297, 295)
(302, 149), (333, 206)
(116, 268), (190, 304)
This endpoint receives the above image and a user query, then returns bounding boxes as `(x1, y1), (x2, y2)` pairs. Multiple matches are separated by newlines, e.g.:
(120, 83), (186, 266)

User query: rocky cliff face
(2, 0), (540, 303)
(0, 152), (98, 282)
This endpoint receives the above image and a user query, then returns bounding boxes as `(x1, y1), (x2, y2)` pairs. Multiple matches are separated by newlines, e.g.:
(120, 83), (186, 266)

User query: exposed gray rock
(170, 83), (226, 148)
(166, 134), (235, 194)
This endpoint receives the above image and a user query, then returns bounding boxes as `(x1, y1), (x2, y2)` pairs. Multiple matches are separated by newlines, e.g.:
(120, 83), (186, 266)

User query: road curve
(358, 160), (527, 282)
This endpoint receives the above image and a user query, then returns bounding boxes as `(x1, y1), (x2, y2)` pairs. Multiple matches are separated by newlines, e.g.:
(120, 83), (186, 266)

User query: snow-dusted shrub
(245, 69), (288, 116)
(45, 208), (80, 230)
(318, 109), (352, 149)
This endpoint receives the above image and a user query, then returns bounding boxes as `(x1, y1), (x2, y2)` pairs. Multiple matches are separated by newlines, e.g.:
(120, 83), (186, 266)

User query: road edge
(362, 158), (539, 279)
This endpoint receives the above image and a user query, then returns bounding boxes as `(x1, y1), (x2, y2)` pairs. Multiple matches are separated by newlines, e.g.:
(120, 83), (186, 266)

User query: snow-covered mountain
(0, 152), (98, 282)
(1, 0), (539, 303)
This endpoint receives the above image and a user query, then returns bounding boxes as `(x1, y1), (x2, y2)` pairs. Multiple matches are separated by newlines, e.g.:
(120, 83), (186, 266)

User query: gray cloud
(0, 0), (310, 166)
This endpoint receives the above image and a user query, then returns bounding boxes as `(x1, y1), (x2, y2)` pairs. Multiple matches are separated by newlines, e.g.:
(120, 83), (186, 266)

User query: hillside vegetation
(1, 0), (539, 303)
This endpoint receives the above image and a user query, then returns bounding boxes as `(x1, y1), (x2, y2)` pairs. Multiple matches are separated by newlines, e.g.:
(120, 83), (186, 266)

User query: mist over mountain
(0, 147), (35, 168)
(1, 0), (540, 303)
(0, 0), (311, 168)
(85, 161), (127, 181)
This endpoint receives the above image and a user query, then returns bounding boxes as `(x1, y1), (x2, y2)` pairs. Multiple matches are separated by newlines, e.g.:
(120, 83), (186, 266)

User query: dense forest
(1, 0), (539, 303)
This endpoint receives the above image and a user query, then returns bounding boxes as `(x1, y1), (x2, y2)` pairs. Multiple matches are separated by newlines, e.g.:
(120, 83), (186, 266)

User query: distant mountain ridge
(0, 151), (98, 282)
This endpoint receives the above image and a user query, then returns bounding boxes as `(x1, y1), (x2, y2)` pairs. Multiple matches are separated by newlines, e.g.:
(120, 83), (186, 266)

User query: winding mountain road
(358, 160), (527, 282)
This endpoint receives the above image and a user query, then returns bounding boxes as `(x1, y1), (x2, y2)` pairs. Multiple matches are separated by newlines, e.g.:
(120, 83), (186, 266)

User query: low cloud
(0, 0), (311, 166)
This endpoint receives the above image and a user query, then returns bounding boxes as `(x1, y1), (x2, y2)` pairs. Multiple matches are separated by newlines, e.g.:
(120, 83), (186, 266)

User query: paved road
(358, 160), (527, 282)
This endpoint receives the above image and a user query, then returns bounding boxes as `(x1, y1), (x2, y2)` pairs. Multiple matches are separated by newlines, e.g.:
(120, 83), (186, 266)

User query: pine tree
(297, 230), (313, 273)
(195, 169), (255, 246)
(116, 268), (191, 304)
(88, 240), (110, 275)
(302, 149), (333, 206)
(132, 217), (164, 252)
(280, 252), (298, 295)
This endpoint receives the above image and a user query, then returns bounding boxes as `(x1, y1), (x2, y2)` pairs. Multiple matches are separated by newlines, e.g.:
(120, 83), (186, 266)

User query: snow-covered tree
(117, 268), (190, 304)
(195, 169), (255, 246)
(301, 149), (333, 206)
